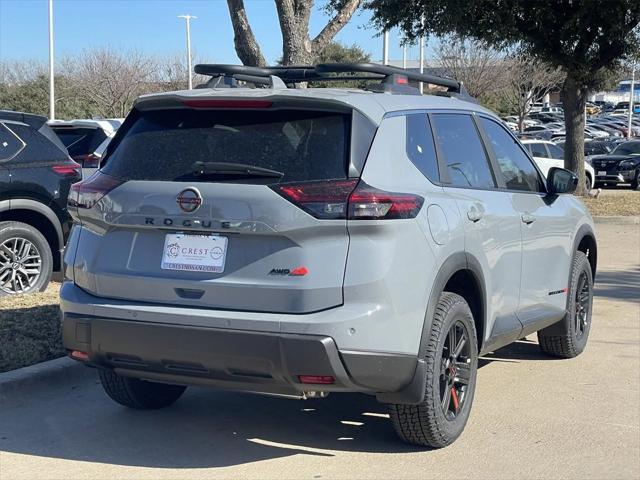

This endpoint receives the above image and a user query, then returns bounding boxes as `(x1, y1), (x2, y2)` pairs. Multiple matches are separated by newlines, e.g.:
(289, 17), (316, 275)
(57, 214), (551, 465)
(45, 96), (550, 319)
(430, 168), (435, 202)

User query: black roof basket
(194, 63), (472, 100)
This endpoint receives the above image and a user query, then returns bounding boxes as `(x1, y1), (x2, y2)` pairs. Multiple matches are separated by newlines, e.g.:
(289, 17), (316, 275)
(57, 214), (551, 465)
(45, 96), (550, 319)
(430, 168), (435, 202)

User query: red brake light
(68, 171), (124, 209)
(182, 99), (273, 109)
(298, 375), (335, 385)
(274, 179), (358, 219)
(273, 179), (423, 220)
(52, 163), (82, 177)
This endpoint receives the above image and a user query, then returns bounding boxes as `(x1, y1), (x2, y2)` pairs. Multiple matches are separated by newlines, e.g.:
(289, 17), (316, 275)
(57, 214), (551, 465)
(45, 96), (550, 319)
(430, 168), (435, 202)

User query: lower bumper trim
(62, 313), (421, 401)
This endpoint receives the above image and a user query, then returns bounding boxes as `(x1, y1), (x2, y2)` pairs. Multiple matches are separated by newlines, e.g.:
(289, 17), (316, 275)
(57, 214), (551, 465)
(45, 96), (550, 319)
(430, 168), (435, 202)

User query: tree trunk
(226, 0), (267, 66)
(561, 72), (588, 195)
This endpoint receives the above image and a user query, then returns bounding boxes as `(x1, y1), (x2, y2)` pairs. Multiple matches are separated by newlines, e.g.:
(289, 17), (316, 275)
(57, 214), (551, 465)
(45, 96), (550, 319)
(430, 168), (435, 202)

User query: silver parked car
(60, 64), (597, 448)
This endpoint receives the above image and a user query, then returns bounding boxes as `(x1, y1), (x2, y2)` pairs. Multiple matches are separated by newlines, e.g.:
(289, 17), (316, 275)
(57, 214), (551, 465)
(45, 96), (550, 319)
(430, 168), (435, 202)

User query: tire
(0, 221), (53, 296)
(631, 170), (640, 190)
(388, 292), (478, 448)
(538, 251), (593, 358)
(99, 370), (187, 409)
(584, 174), (592, 192)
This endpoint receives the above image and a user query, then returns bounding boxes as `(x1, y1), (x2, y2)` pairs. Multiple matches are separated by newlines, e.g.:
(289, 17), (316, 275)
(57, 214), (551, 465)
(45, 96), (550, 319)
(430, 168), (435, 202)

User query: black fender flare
(0, 198), (64, 251)
(377, 252), (487, 405)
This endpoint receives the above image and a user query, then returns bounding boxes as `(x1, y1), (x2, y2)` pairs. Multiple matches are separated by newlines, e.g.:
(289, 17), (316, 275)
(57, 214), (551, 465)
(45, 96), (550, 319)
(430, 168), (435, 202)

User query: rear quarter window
(102, 108), (351, 183)
(3, 123), (68, 163)
(0, 123), (24, 161)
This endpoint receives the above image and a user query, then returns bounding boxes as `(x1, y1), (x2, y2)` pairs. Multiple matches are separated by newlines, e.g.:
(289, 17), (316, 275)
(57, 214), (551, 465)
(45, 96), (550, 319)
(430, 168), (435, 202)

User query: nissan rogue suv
(60, 64), (597, 448)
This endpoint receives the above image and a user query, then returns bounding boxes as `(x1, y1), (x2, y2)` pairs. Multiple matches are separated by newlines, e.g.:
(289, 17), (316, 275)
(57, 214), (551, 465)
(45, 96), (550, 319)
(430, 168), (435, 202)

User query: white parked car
(48, 118), (122, 177)
(521, 139), (595, 190)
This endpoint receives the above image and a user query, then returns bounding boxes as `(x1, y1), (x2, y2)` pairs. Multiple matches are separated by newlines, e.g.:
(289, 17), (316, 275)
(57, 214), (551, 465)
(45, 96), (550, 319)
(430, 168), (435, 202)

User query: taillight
(73, 153), (100, 168)
(274, 179), (358, 219)
(348, 182), (424, 219)
(68, 171), (124, 209)
(272, 179), (423, 220)
(52, 163), (82, 177)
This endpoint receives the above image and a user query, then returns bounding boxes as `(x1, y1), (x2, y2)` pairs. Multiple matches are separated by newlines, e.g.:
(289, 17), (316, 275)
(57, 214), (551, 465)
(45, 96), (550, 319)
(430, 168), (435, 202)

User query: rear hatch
(69, 101), (357, 314)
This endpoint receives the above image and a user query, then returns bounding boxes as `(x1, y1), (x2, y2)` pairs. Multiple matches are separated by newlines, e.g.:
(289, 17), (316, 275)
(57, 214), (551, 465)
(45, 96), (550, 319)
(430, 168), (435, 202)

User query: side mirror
(547, 167), (578, 195)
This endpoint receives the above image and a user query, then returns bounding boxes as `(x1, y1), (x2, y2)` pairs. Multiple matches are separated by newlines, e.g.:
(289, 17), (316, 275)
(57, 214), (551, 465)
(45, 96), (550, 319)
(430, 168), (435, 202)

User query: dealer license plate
(161, 233), (227, 273)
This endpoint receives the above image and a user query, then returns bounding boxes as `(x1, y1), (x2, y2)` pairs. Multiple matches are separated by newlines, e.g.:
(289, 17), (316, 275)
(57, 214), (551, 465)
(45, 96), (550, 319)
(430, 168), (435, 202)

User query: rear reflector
(68, 171), (124, 209)
(182, 99), (273, 109)
(298, 375), (335, 385)
(273, 179), (423, 220)
(69, 350), (89, 361)
(52, 163), (82, 178)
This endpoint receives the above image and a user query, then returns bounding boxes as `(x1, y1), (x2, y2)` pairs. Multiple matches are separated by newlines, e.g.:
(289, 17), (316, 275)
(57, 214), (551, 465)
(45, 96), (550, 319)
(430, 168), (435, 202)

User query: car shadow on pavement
(0, 379), (427, 469)
(594, 266), (640, 303)
(479, 338), (555, 368)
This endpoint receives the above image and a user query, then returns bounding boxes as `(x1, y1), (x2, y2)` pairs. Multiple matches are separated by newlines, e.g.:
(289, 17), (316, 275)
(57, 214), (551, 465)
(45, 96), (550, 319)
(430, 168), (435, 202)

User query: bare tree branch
(433, 36), (506, 99)
(312, 0), (361, 55)
(226, 0), (267, 66)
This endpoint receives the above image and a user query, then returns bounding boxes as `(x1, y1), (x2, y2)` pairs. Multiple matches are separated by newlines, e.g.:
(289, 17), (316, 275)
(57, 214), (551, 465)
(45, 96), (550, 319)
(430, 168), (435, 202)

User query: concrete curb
(594, 216), (640, 225)
(0, 357), (95, 401)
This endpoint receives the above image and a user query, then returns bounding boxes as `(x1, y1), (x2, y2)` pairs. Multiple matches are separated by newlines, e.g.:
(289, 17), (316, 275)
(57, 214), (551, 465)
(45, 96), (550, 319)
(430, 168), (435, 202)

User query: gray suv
(61, 64), (597, 448)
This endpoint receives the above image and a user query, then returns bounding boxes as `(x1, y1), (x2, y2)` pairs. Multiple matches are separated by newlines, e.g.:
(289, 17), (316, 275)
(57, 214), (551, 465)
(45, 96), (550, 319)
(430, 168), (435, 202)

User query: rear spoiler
(0, 110), (47, 129)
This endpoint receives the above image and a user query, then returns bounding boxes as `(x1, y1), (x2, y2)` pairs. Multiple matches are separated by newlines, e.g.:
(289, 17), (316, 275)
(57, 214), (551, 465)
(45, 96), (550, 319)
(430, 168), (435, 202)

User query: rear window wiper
(192, 161), (284, 178)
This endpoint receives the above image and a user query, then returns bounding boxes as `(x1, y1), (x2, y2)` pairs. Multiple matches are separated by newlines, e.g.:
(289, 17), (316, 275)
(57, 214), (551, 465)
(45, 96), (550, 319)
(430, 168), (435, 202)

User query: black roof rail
(193, 63), (471, 99)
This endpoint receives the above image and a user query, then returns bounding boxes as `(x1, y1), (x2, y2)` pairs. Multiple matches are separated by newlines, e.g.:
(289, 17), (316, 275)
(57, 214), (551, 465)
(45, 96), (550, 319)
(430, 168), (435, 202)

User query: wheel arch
(0, 199), (64, 271)
(418, 252), (487, 358)
(573, 224), (597, 280)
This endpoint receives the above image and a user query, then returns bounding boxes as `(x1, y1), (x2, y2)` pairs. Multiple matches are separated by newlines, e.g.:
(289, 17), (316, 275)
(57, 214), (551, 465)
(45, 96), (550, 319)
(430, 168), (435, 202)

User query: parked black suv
(0, 110), (81, 295)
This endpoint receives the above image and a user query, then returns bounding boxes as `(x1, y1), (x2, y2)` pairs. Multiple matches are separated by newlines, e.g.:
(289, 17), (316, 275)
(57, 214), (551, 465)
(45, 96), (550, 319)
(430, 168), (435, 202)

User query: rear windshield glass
(101, 108), (350, 183)
(51, 127), (106, 157)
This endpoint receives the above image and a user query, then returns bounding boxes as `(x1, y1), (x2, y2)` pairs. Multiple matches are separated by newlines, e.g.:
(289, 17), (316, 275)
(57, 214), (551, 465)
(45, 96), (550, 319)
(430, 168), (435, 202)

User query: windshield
(102, 108), (350, 184)
(612, 142), (640, 156)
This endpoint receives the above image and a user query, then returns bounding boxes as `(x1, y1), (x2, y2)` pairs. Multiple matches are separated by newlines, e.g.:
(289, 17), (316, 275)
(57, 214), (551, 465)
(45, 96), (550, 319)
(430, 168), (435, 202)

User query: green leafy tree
(368, 0), (640, 194)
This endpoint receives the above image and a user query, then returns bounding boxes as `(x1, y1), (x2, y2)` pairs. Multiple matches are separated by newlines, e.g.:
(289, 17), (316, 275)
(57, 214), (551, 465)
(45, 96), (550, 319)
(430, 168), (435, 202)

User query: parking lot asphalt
(0, 223), (638, 480)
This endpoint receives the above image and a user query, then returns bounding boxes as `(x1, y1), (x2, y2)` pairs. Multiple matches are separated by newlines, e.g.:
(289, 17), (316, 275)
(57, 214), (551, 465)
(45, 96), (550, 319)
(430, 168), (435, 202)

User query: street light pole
(628, 65), (636, 140)
(178, 15), (197, 90)
(48, 0), (55, 120)
(382, 30), (389, 66)
(419, 35), (425, 94)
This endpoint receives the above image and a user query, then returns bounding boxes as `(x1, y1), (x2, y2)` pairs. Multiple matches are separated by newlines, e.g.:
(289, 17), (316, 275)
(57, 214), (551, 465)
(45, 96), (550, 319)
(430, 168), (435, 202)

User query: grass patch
(0, 282), (64, 373)
(581, 189), (640, 217)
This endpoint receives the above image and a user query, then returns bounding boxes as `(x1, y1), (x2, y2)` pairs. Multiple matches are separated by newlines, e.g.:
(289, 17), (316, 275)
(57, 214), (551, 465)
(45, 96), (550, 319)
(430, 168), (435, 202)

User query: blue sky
(0, 0), (426, 65)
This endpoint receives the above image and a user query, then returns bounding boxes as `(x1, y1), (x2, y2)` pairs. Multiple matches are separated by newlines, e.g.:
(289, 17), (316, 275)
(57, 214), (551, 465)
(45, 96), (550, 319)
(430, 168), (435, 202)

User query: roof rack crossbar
(193, 63), (466, 96)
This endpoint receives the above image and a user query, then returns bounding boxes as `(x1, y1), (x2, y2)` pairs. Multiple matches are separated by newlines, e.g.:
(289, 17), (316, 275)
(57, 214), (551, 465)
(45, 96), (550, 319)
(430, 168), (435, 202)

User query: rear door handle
(467, 208), (483, 223)
(521, 213), (536, 225)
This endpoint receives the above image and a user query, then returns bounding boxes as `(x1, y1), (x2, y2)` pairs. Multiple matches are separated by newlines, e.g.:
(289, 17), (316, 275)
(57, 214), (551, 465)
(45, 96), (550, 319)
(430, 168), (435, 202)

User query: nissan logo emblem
(176, 187), (203, 213)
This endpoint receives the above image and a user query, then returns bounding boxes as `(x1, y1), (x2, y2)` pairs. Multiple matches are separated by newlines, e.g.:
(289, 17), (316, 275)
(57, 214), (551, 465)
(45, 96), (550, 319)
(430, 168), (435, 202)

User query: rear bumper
(62, 311), (425, 404)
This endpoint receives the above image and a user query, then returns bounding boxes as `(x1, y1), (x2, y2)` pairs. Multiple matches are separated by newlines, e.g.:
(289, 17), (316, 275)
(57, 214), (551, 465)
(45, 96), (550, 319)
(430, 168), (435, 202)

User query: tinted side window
(406, 113), (439, 182)
(0, 123), (25, 161)
(431, 114), (495, 189)
(528, 142), (548, 158)
(547, 143), (564, 159)
(480, 118), (544, 193)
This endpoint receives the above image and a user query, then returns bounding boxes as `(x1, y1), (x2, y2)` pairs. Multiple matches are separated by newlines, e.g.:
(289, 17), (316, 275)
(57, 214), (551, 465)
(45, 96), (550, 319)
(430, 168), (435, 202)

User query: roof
(135, 86), (496, 125)
(47, 118), (122, 133)
(0, 110), (47, 129)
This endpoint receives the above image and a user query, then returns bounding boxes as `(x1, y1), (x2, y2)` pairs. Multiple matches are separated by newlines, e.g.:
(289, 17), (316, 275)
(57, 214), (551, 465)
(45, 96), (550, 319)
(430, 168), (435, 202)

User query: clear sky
(0, 0), (427, 65)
